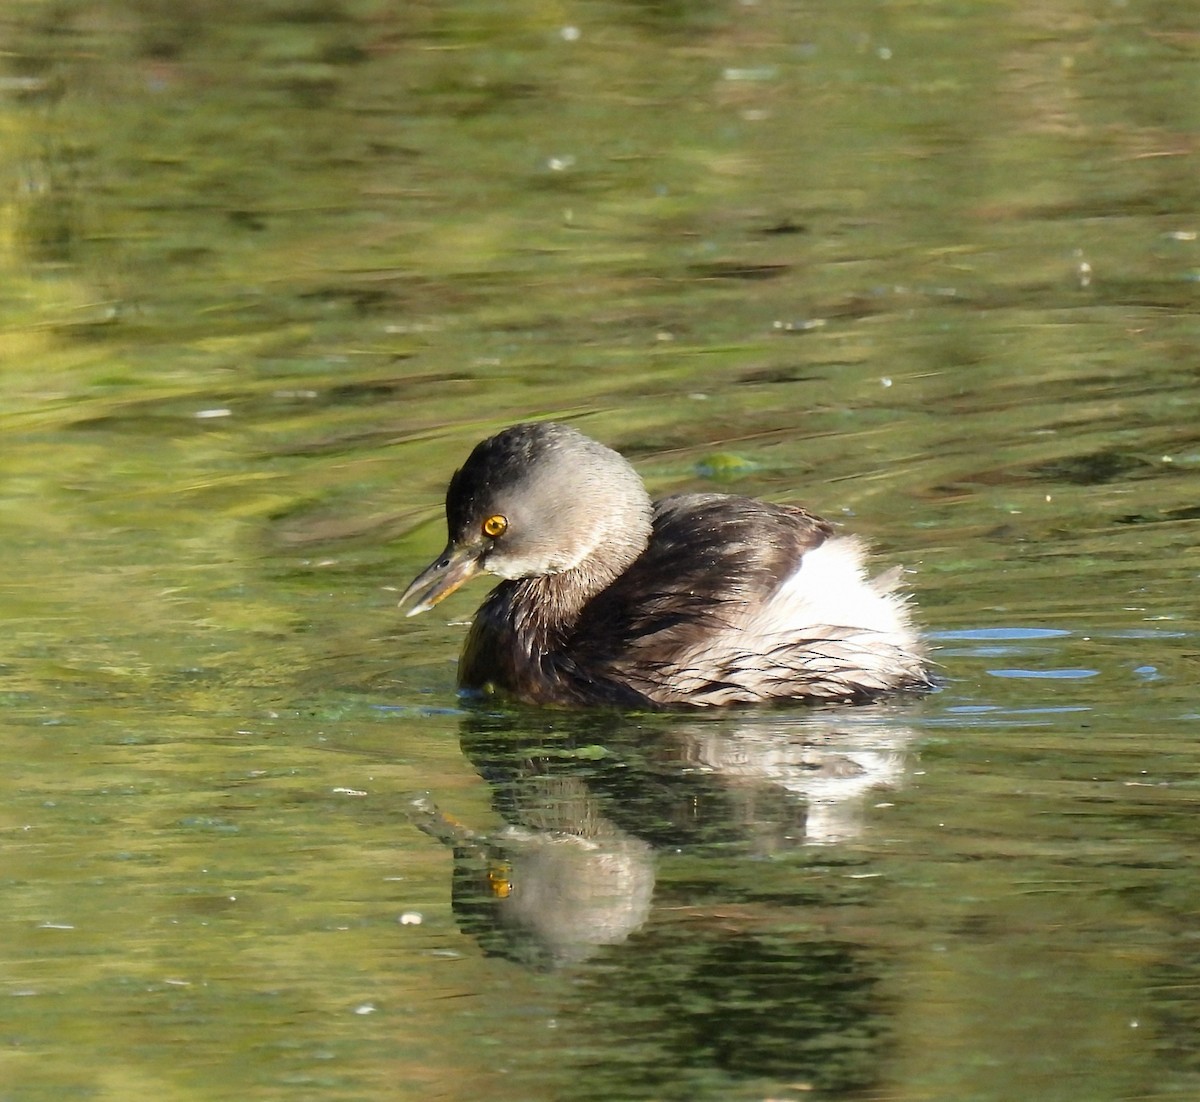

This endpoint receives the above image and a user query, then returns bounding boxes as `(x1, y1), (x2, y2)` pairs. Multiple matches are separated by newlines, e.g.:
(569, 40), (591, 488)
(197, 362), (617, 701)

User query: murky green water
(3, 1), (1199, 1099)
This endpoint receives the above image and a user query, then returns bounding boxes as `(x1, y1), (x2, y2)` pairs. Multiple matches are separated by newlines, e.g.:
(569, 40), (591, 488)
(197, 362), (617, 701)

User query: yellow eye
(482, 514), (508, 539)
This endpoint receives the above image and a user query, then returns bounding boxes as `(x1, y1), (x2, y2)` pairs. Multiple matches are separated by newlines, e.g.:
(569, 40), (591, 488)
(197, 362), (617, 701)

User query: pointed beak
(398, 543), (485, 617)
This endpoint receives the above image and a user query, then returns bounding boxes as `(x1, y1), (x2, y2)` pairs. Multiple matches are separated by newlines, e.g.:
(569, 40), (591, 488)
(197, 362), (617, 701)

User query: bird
(399, 421), (930, 708)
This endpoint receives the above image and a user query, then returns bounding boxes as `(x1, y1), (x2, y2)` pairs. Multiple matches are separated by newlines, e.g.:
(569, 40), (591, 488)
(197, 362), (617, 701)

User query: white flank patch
(743, 536), (912, 639)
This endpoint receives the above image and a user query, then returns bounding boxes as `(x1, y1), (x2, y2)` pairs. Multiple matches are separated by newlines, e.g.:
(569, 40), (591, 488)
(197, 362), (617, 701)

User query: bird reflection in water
(408, 709), (916, 969)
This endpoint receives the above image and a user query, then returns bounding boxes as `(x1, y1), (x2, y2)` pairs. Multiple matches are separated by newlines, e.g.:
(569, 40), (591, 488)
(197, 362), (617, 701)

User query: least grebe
(400, 422), (930, 708)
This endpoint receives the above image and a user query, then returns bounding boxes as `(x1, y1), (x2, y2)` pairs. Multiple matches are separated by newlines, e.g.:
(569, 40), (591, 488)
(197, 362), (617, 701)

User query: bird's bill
(398, 543), (484, 617)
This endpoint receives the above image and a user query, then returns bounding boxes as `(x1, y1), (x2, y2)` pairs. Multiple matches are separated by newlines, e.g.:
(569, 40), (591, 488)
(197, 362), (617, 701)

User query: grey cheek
(482, 548), (514, 579)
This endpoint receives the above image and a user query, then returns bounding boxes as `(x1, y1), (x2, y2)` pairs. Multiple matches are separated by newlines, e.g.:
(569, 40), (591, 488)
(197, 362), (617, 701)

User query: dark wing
(569, 493), (834, 699)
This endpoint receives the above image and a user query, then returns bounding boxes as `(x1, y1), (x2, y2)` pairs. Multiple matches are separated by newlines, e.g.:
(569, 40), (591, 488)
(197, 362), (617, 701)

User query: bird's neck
(510, 567), (608, 646)
(459, 519), (651, 702)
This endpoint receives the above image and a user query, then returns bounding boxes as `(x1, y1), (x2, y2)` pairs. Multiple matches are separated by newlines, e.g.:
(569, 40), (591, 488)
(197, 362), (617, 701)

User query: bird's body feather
(458, 490), (928, 707)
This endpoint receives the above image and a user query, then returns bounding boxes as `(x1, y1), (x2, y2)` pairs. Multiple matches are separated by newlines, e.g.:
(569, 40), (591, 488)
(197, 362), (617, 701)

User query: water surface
(2, 2), (1199, 1100)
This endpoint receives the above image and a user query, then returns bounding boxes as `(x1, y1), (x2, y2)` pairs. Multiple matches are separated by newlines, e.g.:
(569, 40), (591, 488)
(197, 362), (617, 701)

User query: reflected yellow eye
(482, 514), (508, 539)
